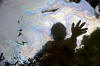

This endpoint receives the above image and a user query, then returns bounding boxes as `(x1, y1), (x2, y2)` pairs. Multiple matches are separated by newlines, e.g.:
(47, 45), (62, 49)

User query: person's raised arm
(66, 20), (88, 49)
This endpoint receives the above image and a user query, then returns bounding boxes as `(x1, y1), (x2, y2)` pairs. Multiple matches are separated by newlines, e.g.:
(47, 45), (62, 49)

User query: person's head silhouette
(51, 22), (66, 41)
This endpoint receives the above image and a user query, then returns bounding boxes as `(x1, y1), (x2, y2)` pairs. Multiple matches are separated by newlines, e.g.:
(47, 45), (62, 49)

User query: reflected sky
(0, 0), (100, 63)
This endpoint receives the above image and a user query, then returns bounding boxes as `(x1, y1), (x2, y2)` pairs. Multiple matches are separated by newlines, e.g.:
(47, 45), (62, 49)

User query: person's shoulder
(43, 41), (53, 49)
(46, 41), (53, 44)
(63, 38), (70, 43)
(64, 37), (73, 44)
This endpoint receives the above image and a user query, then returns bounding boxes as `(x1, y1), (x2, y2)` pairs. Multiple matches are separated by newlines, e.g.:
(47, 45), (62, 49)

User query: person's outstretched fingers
(82, 31), (87, 34)
(76, 20), (81, 27)
(82, 28), (88, 31)
(71, 23), (75, 30)
(80, 22), (86, 28)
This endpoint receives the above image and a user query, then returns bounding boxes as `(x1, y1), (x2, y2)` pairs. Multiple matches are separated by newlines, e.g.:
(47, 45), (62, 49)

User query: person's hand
(71, 20), (88, 37)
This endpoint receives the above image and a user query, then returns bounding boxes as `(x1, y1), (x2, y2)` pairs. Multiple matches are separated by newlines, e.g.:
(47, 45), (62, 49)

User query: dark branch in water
(0, 53), (5, 62)
(16, 41), (28, 45)
(42, 8), (59, 13)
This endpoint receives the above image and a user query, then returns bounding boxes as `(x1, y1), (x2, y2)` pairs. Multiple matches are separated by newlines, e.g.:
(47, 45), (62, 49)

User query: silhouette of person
(34, 20), (88, 66)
